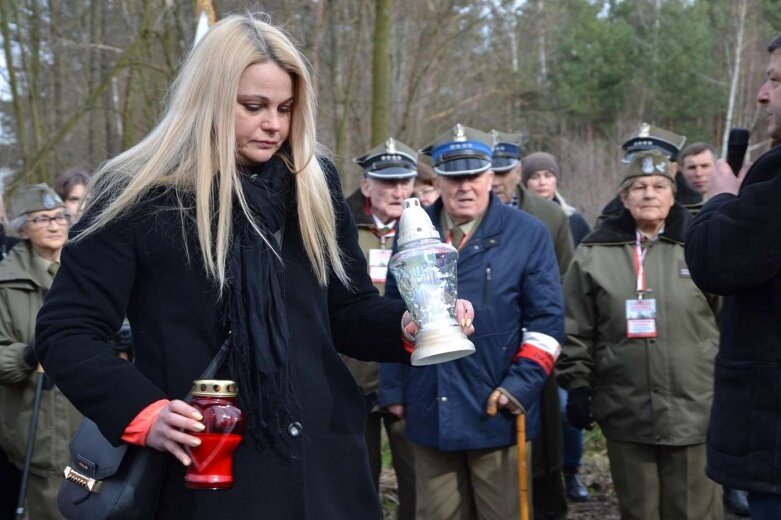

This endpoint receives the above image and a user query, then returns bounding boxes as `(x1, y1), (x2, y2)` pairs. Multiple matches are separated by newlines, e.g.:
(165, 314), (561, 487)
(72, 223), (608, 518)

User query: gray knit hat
(521, 152), (560, 186)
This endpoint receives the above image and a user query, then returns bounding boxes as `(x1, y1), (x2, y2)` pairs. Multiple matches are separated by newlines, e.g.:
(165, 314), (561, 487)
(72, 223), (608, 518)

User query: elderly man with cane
(0, 185), (81, 519)
(685, 32), (781, 520)
(382, 124), (564, 520)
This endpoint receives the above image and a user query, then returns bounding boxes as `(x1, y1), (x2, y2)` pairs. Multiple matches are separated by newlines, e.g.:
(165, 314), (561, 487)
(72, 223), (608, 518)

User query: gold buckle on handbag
(64, 466), (103, 493)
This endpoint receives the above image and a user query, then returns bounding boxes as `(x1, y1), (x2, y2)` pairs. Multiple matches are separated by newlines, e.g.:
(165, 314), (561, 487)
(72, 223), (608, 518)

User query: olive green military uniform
(557, 202), (722, 520)
(343, 189), (415, 520)
(0, 241), (82, 520)
(515, 185), (574, 276)
(515, 184), (574, 520)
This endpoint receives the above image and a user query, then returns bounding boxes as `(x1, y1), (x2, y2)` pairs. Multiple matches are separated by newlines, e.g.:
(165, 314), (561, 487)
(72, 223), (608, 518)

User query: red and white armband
(511, 331), (561, 375)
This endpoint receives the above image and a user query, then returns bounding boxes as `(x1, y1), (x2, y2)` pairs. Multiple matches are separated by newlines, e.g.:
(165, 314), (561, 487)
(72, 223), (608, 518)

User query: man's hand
(456, 299), (475, 336)
(486, 388), (523, 416)
(386, 404), (405, 419)
(566, 387), (594, 430)
(401, 298), (475, 339)
(707, 159), (749, 199)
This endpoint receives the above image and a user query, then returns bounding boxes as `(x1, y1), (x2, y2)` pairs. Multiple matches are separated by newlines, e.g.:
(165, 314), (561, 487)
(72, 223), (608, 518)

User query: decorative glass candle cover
(388, 198), (475, 366)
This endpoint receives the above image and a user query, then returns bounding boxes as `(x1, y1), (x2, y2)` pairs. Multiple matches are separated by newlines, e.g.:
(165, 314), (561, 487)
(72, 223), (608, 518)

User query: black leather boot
(563, 468), (589, 502)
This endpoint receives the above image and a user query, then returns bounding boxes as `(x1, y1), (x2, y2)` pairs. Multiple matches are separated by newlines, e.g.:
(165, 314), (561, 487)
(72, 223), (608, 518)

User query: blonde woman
(34, 14), (473, 520)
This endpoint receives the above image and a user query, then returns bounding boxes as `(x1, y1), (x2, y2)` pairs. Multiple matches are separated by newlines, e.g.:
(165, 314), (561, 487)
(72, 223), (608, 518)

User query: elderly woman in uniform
(0, 184), (81, 520)
(556, 150), (722, 520)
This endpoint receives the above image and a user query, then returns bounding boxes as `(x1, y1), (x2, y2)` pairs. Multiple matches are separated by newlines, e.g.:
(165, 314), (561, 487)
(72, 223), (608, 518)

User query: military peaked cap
(353, 138), (418, 179)
(622, 122), (686, 163)
(490, 130), (523, 173)
(420, 124), (493, 176)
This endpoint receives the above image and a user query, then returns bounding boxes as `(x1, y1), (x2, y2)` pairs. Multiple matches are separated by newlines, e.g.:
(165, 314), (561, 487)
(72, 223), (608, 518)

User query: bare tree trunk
(103, 0), (120, 156)
(327, 0), (341, 159)
(22, 0), (46, 181)
(536, 0), (546, 87)
(333, 0), (365, 178)
(370, 0), (391, 146)
(49, 0), (64, 148)
(89, 0), (102, 160)
(721, 0), (748, 156)
(0, 0), (28, 170)
(121, 66), (137, 150)
(310, 0), (326, 99)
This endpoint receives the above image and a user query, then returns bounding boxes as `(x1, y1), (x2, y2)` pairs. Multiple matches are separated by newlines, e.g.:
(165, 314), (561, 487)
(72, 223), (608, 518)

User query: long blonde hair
(78, 14), (348, 290)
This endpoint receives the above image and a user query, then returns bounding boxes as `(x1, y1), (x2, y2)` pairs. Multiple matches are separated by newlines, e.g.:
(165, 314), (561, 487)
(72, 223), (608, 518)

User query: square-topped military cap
(622, 122), (686, 163)
(419, 124), (493, 176)
(353, 137), (418, 179)
(490, 130), (523, 173)
(10, 183), (65, 220)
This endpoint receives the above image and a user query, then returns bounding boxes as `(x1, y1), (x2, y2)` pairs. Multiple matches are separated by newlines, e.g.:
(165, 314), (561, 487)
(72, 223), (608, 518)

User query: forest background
(0, 0), (778, 223)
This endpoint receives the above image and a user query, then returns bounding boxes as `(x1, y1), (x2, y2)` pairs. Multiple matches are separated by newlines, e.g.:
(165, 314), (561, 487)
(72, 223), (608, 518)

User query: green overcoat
(515, 185), (574, 276)
(0, 241), (81, 476)
(557, 204), (719, 445)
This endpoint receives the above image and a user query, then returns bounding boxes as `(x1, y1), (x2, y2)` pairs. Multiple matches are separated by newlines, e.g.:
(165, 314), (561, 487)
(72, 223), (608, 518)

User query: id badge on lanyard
(368, 225), (395, 284)
(368, 248), (392, 284)
(626, 231), (657, 338)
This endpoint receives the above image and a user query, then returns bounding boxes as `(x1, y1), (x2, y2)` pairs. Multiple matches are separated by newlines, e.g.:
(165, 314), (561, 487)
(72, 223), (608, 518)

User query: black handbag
(57, 338), (232, 520)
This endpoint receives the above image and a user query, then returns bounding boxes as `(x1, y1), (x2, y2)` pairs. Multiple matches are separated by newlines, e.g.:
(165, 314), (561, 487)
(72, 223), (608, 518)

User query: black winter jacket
(685, 144), (781, 494)
(35, 164), (409, 519)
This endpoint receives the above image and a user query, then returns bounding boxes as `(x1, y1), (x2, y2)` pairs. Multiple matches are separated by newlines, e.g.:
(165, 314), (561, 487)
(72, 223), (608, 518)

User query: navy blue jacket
(381, 194), (564, 450)
(685, 144), (781, 494)
(568, 212), (592, 247)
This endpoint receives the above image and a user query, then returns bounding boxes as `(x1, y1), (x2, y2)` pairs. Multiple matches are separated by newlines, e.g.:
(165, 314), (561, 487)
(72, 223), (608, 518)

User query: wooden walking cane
(517, 414), (529, 520)
(487, 390), (529, 520)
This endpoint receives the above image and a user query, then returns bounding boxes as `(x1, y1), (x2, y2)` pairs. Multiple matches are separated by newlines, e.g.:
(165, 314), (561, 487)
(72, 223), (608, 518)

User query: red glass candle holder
(185, 379), (245, 490)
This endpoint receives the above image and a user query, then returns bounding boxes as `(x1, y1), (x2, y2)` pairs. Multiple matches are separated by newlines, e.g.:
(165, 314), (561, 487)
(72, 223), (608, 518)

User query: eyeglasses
(27, 213), (72, 227)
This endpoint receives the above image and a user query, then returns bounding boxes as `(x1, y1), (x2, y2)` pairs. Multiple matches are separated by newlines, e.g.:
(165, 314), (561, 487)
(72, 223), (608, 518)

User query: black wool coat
(35, 166), (409, 519)
(685, 144), (781, 494)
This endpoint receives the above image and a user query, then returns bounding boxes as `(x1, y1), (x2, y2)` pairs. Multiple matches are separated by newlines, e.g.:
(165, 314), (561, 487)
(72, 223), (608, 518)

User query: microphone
(726, 128), (750, 176)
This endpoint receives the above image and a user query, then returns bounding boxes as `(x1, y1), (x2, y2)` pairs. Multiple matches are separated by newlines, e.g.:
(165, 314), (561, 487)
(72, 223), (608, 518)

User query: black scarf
(225, 155), (299, 453)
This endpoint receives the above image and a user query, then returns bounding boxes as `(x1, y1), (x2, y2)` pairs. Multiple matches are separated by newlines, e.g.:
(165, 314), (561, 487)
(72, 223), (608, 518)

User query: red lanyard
(633, 231), (648, 297)
(371, 226), (396, 248)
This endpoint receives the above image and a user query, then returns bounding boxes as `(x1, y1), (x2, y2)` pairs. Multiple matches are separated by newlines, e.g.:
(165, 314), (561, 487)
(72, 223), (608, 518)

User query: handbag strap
(184, 335), (232, 401)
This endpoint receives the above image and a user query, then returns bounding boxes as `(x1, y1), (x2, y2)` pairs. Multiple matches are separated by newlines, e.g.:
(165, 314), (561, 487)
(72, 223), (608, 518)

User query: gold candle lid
(191, 379), (238, 397)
